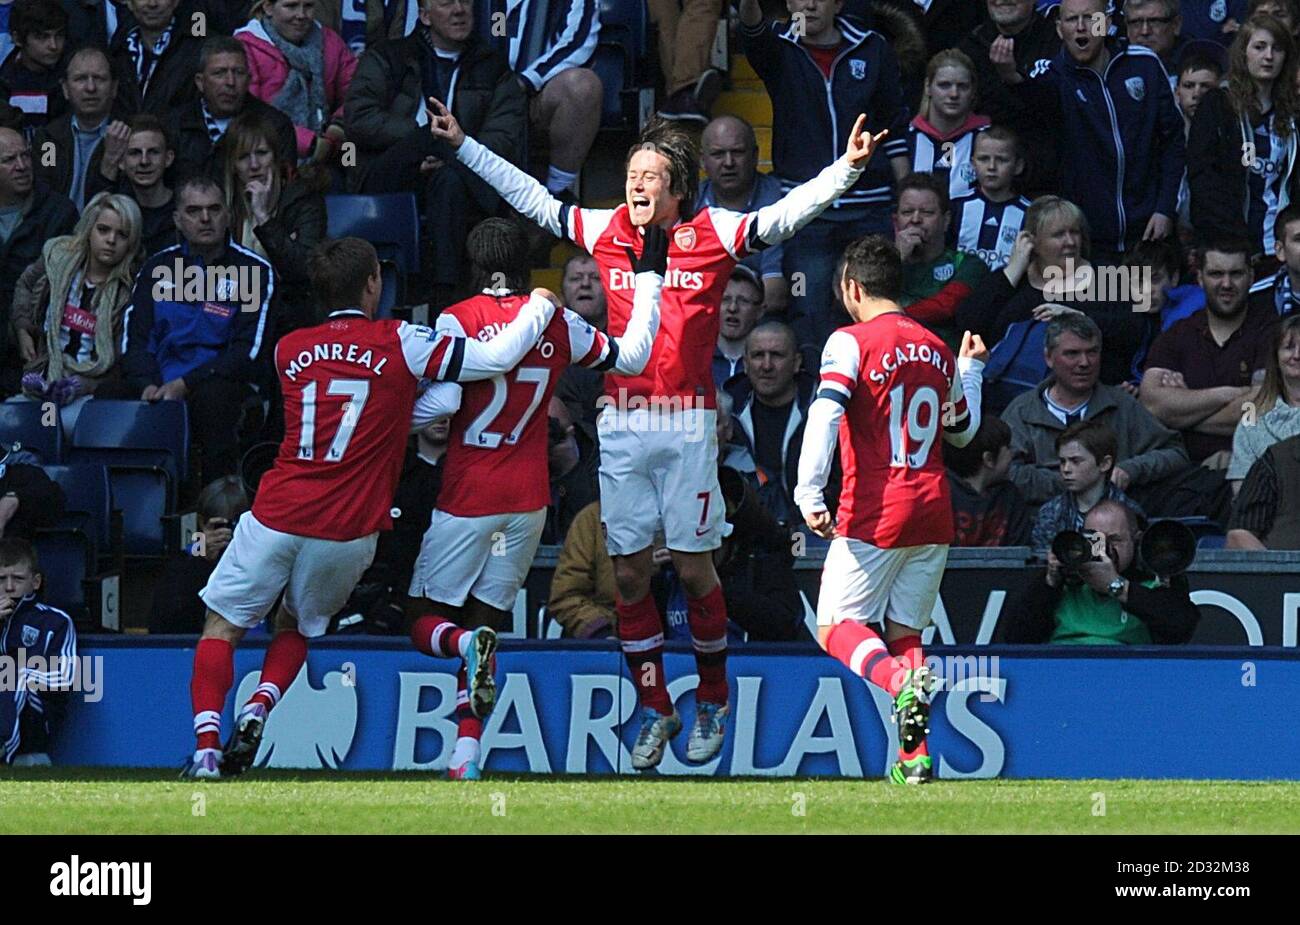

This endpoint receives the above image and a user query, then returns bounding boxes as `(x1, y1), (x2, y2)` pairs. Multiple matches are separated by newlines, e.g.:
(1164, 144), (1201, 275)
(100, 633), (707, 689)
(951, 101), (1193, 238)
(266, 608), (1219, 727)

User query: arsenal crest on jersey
(849, 59), (866, 80)
(1125, 77), (1145, 101)
(21, 625), (39, 647)
(674, 226), (697, 251)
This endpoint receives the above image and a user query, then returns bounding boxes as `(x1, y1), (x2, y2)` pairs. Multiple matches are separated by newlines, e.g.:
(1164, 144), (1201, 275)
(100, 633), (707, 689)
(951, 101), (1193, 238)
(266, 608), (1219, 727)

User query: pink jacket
(235, 19), (358, 159)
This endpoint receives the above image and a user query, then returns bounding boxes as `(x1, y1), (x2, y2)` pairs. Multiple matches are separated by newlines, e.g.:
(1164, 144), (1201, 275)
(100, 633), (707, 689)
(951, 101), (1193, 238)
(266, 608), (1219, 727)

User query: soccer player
(406, 217), (666, 781)
(795, 235), (987, 785)
(949, 126), (1034, 271)
(185, 237), (560, 780)
(426, 97), (889, 770)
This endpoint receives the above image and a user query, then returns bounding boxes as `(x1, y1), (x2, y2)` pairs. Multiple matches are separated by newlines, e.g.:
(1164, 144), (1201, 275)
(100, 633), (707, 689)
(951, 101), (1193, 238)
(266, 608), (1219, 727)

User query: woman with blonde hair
(957, 195), (1144, 384)
(906, 48), (989, 202)
(9, 191), (142, 430)
(1228, 313), (1300, 491)
(1189, 14), (1299, 255)
(222, 109), (327, 332)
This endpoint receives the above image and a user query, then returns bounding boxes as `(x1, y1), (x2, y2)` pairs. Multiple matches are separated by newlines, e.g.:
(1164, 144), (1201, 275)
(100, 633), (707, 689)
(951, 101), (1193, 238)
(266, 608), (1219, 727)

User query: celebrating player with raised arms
(184, 237), (560, 780)
(426, 96), (889, 770)
(405, 217), (665, 781)
(795, 235), (987, 785)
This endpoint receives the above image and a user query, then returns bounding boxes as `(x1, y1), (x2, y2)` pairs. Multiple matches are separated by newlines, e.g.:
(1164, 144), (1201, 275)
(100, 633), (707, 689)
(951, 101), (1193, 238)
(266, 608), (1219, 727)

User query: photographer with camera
(999, 500), (1201, 645)
(148, 476), (250, 634)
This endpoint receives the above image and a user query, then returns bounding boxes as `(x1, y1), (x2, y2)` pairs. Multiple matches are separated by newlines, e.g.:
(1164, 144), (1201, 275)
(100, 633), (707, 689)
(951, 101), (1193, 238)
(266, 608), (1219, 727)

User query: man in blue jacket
(739, 0), (911, 351)
(992, 0), (1185, 263)
(120, 175), (275, 482)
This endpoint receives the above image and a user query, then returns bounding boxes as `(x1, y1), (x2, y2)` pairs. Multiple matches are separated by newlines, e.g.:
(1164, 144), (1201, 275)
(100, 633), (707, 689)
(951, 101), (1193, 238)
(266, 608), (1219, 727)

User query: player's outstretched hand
(625, 223), (669, 276)
(959, 330), (989, 364)
(803, 509), (836, 540)
(427, 98), (466, 148)
(844, 114), (888, 169)
(531, 287), (563, 308)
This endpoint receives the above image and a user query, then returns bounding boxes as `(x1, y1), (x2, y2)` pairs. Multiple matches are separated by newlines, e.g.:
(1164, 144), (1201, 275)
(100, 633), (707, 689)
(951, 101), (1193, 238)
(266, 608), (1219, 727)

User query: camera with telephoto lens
(1052, 528), (1104, 583)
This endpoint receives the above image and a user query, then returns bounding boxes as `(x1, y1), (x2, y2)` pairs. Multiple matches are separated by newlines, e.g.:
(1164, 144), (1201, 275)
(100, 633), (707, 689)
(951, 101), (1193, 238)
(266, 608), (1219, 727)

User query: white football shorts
(199, 512), (378, 638)
(596, 404), (726, 555)
(408, 507), (546, 612)
(815, 538), (949, 631)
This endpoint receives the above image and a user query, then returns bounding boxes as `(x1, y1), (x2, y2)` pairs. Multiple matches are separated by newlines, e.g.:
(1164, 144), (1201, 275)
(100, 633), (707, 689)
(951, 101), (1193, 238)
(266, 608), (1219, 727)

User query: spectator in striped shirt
(949, 124), (1033, 271)
(906, 48), (990, 204)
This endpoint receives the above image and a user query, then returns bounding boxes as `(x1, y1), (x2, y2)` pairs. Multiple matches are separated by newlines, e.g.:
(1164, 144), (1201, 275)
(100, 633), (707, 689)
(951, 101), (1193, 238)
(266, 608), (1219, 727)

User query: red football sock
(455, 665), (484, 740)
(687, 584), (729, 705)
(889, 632), (929, 759)
(618, 594), (672, 714)
(247, 630), (308, 713)
(411, 614), (468, 659)
(826, 621), (907, 697)
(191, 638), (233, 751)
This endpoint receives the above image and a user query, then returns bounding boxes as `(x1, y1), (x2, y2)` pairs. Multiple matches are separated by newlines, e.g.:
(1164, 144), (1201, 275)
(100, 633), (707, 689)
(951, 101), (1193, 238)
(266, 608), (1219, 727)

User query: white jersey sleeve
(750, 156), (865, 248)
(794, 331), (860, 515)
(455, 135), (617, 252)
(942, 355), (984, 448)
(706, 207), (756, 262)
(398, 293), (555, 382)
(410, 381), (463, 431)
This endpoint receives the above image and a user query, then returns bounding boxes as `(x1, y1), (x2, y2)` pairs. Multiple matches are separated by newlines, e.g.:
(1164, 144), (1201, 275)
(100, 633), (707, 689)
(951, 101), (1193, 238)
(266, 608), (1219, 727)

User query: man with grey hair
(1000, 312), (1191, 506)
(698, 114), (789, 314)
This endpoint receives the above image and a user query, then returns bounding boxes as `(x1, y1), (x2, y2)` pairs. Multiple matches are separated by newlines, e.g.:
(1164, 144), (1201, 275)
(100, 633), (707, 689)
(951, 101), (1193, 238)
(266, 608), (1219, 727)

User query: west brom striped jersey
(907, 115), (990, 203)
(950, 191), (1032, 271)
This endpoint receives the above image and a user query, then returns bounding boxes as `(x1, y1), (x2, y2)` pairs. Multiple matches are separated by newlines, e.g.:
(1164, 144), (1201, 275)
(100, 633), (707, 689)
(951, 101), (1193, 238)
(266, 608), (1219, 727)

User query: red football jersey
(566, 204), (752, 409)
(817, 314), (970, 547)
(254, 312), (474, 540)
(434, 292), (614, 517)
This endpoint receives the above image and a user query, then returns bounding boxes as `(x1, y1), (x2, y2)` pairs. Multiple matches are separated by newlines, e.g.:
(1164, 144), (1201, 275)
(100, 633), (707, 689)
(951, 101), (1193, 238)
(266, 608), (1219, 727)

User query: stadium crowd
(0, 0), (1298, 700)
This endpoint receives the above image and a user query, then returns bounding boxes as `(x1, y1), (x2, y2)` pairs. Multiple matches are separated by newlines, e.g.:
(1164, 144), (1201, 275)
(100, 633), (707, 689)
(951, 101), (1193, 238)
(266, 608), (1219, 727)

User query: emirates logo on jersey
(674, 226), (697, 251)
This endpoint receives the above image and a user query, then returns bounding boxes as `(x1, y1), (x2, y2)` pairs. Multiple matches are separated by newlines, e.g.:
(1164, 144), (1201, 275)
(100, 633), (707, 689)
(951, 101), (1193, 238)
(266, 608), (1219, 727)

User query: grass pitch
(2, 770), (1298, 834)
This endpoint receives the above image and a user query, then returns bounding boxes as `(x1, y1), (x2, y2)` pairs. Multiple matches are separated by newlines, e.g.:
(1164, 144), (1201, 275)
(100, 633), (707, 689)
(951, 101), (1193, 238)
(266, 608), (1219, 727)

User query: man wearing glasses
(1125, 0), (1228, 89)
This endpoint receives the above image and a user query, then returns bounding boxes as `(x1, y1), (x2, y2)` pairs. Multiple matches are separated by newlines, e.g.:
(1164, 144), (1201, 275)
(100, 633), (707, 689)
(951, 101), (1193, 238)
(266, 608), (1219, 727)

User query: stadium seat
(43, 464), (116, 566)
(376, 261), (398, 319)
(69, 401), (190, 557)
(591, 46), (629, 128)
(33, 530), (94, 620)
(599, 0), (647, 55)
(34, 463), (121, 625)
(595, 0), (655, 131)
(0, 401), (62, 463)
(325, 194), (421, 277)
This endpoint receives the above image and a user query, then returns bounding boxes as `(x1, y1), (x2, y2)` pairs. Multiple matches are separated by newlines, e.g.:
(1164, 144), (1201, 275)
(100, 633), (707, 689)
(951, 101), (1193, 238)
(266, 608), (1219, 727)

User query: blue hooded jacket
(1012, 38), (1185, 253)
(121, 239), (275, 389)
(740, 14), (910, 213)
